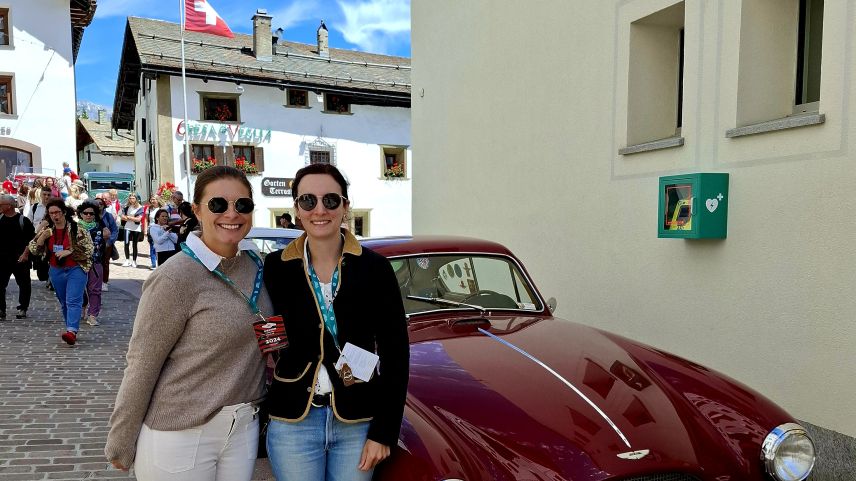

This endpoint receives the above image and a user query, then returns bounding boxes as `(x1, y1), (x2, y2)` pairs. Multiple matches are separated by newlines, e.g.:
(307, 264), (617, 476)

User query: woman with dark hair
(176, 201), (199, 245)
(263, 163), (410, 481)
(149, 208), (178, 266)
(120, 194), (144, 268)
(29, 198), (93, 345)
(76, 201), (109, 327)
(106, 166), (273, 480)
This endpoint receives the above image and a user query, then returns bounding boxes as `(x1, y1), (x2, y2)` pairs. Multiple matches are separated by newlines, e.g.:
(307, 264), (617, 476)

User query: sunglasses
(296, 193), (347, 211)
(207, 197), (255, 214)
(81, 211), (96, 216)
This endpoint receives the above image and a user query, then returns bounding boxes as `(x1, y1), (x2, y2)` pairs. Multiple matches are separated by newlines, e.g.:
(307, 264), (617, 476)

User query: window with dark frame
(324, 93), (351, 114)
(0, 9), (9, 46)
(201, 95), (239, 122)
(234, 145), (255, 168)
(191, 144), (216, 162)
(0, 76), (12, 115)
(287, 89), (308, 107)
(310, 150), (331, 165)
(795, 0), (823, 107)
(677, 28), (684, 130)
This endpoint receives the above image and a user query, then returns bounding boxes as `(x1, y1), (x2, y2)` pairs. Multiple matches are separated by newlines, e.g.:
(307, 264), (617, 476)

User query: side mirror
(547, 297), (557, 313)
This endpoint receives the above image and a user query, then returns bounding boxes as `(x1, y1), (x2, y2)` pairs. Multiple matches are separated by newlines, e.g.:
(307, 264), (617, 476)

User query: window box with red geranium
(380, 146), (407, 179)
(191, 155), (217, 174)
(234, 155), (259, 175)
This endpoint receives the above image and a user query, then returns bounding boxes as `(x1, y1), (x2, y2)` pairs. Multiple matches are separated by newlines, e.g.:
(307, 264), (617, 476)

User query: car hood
(397, 315), (792, 481)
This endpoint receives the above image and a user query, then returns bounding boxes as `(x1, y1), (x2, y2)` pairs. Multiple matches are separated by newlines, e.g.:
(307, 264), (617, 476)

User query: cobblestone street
(0, 248), (273, 480)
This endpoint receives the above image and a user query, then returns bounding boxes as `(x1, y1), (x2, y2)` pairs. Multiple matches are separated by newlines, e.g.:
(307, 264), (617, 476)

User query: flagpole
(180, 0), (192, 198)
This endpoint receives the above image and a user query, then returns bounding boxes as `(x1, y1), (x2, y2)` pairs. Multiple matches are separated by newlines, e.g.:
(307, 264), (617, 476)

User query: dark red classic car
(361, 236), (816, 481)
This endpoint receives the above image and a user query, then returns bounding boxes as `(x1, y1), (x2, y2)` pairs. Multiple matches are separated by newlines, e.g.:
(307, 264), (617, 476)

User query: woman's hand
(110, 460), (129, 471)
(56, 250), (72, 259)
(38, 228), (52, 242)
(358, 440), (390, 471)
(102, 227), (111, 238)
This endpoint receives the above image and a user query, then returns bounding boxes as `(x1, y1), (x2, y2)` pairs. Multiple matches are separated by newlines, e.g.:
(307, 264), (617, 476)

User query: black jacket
(262, 230), (409, 446)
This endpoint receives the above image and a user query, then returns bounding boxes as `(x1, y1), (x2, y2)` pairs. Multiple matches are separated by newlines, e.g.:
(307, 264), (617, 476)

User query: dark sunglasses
(207, 197), (254, 214)
(296, 193), (347, 211)
(80, 211), (96, 216)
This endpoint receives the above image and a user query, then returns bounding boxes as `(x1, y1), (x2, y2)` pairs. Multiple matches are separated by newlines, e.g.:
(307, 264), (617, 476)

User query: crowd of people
(0, 172), (200, 344)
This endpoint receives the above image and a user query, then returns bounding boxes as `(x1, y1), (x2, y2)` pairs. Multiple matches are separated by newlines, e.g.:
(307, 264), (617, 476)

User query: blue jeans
(267, 407), (373, 481)
(149, 240), (157, 268)
(49, 266), (87, 333)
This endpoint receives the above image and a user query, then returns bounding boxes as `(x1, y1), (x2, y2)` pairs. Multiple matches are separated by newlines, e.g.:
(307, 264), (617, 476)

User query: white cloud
(269, 0), (317, 31)
(335, 0), (410, 54)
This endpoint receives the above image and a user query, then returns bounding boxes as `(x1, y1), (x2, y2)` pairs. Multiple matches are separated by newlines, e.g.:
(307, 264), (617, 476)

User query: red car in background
(361, 236), (815, 481)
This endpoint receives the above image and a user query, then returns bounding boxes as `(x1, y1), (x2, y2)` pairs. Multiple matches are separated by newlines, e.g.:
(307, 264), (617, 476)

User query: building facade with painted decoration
(112, 12), (411, 235)
(0, 0), (96, 180)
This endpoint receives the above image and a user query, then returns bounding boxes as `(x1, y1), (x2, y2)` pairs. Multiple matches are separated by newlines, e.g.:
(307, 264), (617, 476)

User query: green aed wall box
(658, 173), (729, 239)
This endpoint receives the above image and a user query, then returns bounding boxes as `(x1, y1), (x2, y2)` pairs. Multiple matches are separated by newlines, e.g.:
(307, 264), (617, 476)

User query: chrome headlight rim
(760, 422), (816, 481)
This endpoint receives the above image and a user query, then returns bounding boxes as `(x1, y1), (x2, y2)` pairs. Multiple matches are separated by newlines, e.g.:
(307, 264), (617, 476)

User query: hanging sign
(262, 177), (294, 197)
(176, 120), (272, 144)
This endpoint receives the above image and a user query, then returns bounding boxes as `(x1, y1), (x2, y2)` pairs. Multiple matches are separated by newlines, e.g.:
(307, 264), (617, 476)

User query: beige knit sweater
(104, 249), (273, 468)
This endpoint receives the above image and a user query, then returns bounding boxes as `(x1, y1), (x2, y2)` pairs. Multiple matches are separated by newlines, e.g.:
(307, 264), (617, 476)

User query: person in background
(166, 190), (184, 231)
(175, 201), (199, 245)
(17, 184), (31, 218)
(76, 200), (108, 327)
(149, 209), (178, 266)
(28, 189), (53, 287)
(43, 177), (61, 198)
(106, 166), (271, 479)
(108, 189), (121, 221)
(60, 168), (73, 200)
(145, 196), (162, 269)
(1, 177), (15, 195)
(94, 194), (119, 292)
(262, 163), (410, 481)
(66, 184), (86, 211)
(29, 199), (93, 345)
(278, 212), (296, 229)
(0, 194), (34, 321)
(121, 194), (144, 268)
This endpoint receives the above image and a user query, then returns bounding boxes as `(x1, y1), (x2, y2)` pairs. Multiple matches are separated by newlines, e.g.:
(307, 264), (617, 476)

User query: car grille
(619, 475), (700, 481)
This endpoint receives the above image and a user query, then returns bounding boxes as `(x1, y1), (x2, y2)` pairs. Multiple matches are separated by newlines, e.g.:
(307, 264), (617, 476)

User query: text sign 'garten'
(176, 121), (272, 144)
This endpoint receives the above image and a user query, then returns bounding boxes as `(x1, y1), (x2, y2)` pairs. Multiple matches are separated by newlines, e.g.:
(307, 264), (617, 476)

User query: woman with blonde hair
(145, 196), (163, 269)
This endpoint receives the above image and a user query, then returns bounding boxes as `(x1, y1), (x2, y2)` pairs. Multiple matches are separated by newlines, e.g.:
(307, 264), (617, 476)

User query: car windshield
(390, 254), (542, 315)
(250, 238), (292, 257)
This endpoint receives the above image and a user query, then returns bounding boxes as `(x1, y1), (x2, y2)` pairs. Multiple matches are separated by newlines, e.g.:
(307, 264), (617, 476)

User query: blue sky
(75, 0), (411, 108)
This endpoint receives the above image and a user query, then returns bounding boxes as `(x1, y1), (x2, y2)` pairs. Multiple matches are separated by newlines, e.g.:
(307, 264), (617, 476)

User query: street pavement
(0, 246), (274, 480)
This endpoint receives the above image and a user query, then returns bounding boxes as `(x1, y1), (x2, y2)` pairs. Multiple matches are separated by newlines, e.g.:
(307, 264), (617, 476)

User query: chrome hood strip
(477, 327), (632, 449)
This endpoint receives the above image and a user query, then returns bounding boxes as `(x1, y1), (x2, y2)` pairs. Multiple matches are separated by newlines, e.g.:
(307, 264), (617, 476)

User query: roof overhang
(70, 0), (97, 63)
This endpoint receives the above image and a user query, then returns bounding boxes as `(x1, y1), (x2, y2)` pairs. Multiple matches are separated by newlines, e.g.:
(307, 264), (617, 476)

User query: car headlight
(760, 423), (816, 481)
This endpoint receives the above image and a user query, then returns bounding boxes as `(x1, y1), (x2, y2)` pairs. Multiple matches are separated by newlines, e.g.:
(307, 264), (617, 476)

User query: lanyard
(180, 243), (265, 316)
(307, 253), (342, 351)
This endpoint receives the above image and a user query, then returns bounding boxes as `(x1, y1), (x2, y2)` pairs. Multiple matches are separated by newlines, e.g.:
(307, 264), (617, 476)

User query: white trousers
(133, 403), (259, 481)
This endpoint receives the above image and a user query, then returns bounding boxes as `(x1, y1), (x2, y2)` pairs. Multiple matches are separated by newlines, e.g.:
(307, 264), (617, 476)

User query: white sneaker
(131, 260), (137, 268)
(86, 315), (99, 326)
(122, 260), (131, 267)
(101, 283), (109, 292)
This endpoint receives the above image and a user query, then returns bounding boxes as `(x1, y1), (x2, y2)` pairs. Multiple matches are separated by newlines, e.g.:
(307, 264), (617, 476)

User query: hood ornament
(617, 449), (650, 460)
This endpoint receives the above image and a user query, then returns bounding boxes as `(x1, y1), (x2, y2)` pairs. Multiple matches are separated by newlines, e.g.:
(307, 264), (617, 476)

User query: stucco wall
(0, 0), (76, 177)
(412, 0), (856, 437)
(161, 77), (412, 234)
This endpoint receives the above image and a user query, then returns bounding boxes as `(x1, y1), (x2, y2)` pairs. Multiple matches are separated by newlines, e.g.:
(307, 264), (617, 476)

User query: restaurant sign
(262, 177), (294, 197)
(176, 120), (272, 144)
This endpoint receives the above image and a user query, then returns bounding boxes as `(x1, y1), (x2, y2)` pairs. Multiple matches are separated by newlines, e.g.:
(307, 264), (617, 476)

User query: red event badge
(253, 315), (288, 355)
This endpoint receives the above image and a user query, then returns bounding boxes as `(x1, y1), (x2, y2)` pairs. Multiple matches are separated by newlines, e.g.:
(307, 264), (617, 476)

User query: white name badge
(335, 342), (379, 383)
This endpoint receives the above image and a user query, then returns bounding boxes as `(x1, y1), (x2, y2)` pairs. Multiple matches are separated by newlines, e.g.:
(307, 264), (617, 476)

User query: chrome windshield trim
(477, 327), (632, 449)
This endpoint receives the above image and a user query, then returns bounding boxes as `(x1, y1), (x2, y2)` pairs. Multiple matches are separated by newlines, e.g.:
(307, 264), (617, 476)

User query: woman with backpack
(77, 201), (109, 327)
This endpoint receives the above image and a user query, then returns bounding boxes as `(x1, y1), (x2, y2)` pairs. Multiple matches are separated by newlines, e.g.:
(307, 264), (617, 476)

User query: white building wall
(412, 0), (856, 437)
(78, 144), (134, 175)
(0, 0), (77, 177)
(162, 78), (411, 234)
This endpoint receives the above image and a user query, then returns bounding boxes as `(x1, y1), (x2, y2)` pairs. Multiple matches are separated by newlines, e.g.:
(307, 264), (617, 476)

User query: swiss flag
(184, 0), (234, 38)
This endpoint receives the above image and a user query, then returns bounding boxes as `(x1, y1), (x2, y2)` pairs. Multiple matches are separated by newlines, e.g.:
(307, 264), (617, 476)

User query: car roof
(362, 236), (515, 257)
